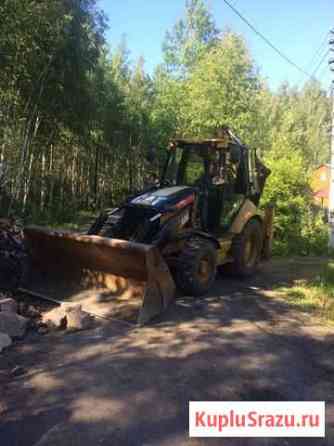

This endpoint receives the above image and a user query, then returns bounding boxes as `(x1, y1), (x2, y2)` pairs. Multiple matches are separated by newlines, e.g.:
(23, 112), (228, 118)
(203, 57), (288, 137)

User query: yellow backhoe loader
(22, 127), (273, 324)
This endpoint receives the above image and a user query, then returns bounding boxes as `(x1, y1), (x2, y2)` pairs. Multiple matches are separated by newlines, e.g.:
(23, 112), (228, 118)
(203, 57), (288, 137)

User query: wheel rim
(197, 255), (211, 284)
(243, 235), (258, 268)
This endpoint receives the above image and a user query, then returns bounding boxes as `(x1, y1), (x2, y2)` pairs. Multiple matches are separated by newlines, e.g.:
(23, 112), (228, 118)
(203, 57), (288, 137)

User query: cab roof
(170, 128), (244, 150)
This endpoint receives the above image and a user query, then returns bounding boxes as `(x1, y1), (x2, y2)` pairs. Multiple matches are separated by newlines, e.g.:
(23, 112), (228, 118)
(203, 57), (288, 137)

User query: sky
(98, 0), (334, 91)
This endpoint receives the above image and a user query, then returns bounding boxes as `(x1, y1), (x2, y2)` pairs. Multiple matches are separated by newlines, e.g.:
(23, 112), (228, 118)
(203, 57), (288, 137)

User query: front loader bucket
(22, 226), (175, 325)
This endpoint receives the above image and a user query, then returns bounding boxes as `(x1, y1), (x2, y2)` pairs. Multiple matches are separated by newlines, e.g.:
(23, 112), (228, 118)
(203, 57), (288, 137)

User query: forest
(0, 0), (331, 255)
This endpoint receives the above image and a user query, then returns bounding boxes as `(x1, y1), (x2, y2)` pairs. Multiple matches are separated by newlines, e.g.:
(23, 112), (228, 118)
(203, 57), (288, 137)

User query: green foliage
(264, 81), (330, 164)
(257, 79), (330, 256)
(179, 32), (261, 143)
(319, 262), (334, 287)
(0, 0), (331, 260)
(276, 262), (334, 324)
(162, 0), (219, 76)
(261, 151), (328, 256)
(151, 66), (186, 145)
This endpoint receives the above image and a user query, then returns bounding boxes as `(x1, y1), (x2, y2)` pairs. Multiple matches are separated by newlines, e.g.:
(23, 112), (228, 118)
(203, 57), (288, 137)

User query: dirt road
(1, 258), (334, 446)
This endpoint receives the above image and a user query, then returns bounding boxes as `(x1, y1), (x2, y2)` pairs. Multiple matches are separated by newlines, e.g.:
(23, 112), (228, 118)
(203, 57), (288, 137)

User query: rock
(0, 332), (12, 352)
(42, 307), (67, 330)
(0, 312), (28, 337)
(62, 302), (82, 313)
(39, 304), (93, 332)
(65, 304), (94, 331)
(0, 297), (17, 313)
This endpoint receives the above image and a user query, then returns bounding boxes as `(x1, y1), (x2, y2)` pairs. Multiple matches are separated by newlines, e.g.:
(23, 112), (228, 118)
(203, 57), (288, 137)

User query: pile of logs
(0, 218), (26, 290)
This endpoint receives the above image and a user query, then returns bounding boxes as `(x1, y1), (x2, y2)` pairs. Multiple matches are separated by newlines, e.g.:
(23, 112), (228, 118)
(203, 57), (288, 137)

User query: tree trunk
(22, 149), (35, 213)
(128, 135), (133, 193)
(40, 150), (46, 212)
(94, 145), (99, 208)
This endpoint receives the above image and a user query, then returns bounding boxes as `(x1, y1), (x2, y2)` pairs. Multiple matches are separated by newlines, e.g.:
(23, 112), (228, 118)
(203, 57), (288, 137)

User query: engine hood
(130, 186), (195, 212)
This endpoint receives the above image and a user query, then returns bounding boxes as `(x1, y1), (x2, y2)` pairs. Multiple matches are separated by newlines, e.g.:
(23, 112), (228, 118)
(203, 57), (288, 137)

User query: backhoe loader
(22, 127), (273, 324)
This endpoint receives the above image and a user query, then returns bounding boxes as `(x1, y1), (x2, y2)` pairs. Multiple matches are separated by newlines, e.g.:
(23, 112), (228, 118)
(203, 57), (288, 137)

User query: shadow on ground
(1, 258), (333, 446)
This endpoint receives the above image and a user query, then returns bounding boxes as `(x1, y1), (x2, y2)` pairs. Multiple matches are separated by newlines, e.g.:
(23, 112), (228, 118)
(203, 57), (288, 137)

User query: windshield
(163, 148), (207, 186)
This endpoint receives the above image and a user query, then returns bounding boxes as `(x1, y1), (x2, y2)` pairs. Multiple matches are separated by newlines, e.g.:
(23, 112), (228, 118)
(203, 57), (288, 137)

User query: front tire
(175, 237), (217, 296)
(231, 219), (263, 277)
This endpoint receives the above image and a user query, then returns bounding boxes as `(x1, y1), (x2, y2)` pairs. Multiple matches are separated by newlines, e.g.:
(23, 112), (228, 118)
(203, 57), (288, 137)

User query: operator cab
(162, 128), (256, 235)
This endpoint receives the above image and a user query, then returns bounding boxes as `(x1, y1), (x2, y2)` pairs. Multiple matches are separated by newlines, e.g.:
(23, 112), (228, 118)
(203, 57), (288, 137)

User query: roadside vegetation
(0, 0), (330, 256)
(275, 262), (334, 324)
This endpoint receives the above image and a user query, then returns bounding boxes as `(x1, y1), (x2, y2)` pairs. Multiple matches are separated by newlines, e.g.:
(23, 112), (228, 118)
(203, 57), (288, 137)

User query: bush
(261, 151), (328, 256)
(272, 215), (328, 256)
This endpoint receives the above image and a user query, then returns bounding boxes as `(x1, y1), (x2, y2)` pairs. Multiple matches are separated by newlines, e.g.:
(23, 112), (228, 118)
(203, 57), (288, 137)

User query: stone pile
(0, 297), (28, 352)
(42, 303), (94, 332)
(0, 219), (95, 352)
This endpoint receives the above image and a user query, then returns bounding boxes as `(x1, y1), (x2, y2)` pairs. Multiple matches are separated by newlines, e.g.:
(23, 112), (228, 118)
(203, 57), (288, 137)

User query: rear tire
(175, 237), (217, 296)
(231, 219), (263, 277)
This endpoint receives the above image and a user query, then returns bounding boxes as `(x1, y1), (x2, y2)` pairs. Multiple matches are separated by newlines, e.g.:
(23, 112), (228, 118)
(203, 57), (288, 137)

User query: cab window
(183, 150), (206, 186)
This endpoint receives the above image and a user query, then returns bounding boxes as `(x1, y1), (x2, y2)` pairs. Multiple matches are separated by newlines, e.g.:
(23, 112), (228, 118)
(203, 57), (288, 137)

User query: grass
(276, 261), (334, 325)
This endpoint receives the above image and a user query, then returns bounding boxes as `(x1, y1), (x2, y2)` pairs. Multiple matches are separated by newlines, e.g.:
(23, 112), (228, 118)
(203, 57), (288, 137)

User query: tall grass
(277, 262), (334, 324)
